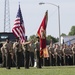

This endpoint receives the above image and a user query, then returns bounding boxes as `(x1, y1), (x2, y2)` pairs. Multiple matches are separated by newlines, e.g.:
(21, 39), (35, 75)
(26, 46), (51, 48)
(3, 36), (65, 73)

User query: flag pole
(39, 2), (61, 46)
(18, 1), (20, 7)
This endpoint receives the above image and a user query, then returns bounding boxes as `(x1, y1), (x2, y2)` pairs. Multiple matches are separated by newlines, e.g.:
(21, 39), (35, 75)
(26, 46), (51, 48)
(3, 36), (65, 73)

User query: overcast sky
(0, 0), (75, 38)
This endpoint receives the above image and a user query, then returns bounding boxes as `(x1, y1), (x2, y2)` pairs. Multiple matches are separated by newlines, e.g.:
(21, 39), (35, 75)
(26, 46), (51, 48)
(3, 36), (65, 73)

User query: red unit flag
(37, 10), (49, 58)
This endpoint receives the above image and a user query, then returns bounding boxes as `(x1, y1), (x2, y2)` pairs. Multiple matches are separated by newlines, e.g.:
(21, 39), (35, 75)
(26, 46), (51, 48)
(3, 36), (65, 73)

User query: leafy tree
(29, 35), (37, 42)
(61, 33), (66, 36)
(68, 26), (75, 36)
(46, 35), (58, 45)
(29, 35), (58, 45)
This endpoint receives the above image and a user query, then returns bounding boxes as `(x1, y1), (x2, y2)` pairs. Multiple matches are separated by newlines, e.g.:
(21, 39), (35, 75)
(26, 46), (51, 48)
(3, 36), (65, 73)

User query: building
(0, 32), (16, 43)
(55, 35), (75, 45)
(61, 35), (75, 45)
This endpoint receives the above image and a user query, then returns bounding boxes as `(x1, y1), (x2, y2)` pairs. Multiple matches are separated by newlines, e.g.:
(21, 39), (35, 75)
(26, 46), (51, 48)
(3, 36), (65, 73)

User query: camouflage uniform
(64, 45), (73, 65)
(13, 38), (22, 69)
(55, 46), (63, 66)
(22, 41), (31, 69)
(1, 46), (6, 67)
(29, 41), (35, 67)
(68, 46), (73, 65)
(49, 45), (56, 66)
(72, 43), (75, 65)
(60, 45), (64, 66)
(3, 39), (13, 69)
(35, 40), (42, 68)
(0, 43), (3, 64)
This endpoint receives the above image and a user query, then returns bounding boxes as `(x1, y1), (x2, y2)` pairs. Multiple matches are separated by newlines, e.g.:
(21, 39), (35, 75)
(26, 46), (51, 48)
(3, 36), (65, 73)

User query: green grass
(0, 66), (75, 75)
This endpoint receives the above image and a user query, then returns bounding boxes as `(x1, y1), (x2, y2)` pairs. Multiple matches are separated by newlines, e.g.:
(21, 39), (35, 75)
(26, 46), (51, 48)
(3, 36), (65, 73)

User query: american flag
(12, 5), (25, 43)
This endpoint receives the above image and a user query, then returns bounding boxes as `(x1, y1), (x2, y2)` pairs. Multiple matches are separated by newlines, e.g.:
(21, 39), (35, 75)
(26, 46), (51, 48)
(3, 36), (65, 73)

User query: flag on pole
(12, 4), (25, 43)
(37, 10), (49, 58)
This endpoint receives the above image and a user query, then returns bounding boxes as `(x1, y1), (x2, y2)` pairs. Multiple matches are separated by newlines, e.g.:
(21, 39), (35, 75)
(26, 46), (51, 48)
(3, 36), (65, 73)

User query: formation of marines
(0, 37), (75, 69)
(46, 43), (75, 66)
(0, 37), (42, 69)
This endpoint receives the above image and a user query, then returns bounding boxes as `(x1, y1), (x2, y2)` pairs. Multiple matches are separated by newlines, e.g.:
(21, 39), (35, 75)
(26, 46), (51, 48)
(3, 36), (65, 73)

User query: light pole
(39, 2), (61, 46)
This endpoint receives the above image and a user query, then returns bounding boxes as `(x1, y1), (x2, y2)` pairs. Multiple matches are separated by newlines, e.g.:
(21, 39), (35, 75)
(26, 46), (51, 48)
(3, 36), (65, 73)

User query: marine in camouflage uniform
(72, 43), (75, 65)
(35, 37), (42, 68)
(13, 37), (22, 69)
(3, 38), (13, 69)
(60, 44), (64, 66)
(22, 40), (31, 69)
(49, 44), (56, 66)
(69, 44), (73, 65)
(1, 46), (6, 67)
(29, 40), (35, 67)
(64, 45), (73, 65)
(55, 44), (63, 66)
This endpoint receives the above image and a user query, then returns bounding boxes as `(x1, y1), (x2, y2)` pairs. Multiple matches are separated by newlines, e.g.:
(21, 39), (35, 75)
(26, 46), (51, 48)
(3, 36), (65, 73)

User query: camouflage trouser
(15, 52), (22, 68)
(51, 54), (56, 66)
(24, 51), (30, 68)
(73, 54), (75, 65)
(65, 55), (73, 65)
(30, 52), (34, 67)
(5, 53), (11, 68)
(57, 55), (62, 66)
(1, 54), (6, 67)
(36, 51), (42, 68)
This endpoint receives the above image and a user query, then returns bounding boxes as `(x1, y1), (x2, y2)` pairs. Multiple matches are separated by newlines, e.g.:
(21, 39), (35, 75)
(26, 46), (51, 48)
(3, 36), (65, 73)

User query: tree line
(29, 26), (75, 45)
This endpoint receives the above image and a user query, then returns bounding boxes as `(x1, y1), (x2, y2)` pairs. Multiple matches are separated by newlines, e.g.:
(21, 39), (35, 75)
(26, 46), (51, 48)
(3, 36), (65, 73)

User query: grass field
(0, 66), (75, 75)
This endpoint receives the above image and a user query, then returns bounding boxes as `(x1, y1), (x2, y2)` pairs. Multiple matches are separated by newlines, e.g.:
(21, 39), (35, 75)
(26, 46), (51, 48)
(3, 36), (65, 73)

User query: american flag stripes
(12, 5), (25, 43)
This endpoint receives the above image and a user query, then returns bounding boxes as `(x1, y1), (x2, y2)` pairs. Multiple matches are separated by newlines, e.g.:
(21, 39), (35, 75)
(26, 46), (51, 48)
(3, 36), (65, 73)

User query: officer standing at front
(13, 37), (22, 69)
(3, 37), (13, 69)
